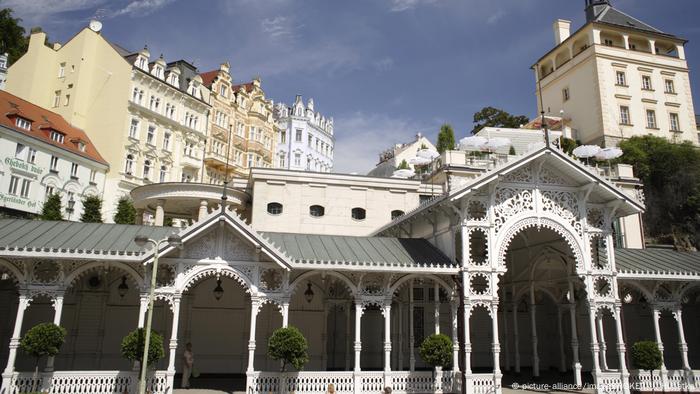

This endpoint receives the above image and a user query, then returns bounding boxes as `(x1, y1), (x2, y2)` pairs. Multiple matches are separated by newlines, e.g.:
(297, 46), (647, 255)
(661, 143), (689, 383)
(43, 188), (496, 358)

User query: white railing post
(353, 301), (363, 394)
(383, 301), (392, 390)
(491, 301), (502, 394)
(450, 298), (460, 372)
(1, 293), (29, 394)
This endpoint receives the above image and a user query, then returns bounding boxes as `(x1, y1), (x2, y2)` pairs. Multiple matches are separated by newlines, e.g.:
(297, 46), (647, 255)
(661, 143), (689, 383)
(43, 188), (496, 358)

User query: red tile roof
(0, 91), (108, 166)
(232, 82), (254, 94)
(199, 70), (219, 88)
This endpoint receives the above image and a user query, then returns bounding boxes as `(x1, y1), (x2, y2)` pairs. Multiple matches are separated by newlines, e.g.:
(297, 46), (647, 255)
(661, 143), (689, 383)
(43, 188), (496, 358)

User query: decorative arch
(64, 261), (144, 290)
(512, 285), (560, 306)
(528, 247), (574, 281)
(289, 270), (357, 297)
(389, 273), (455, 297)
(495, 214), (586, 274)
(618, 280), (654, 303)
(678, 282), (700, 301)
(0, 258), (26, 285)
(180, 265), (255, 295)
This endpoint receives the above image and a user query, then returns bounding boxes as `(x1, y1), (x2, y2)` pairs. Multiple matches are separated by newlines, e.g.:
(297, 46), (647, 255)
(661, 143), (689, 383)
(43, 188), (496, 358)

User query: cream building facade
(5, 26), (211, 220)
(534, 0), (697, 146)
(368, 133), (437, 178)
(199, 64), (275, 182)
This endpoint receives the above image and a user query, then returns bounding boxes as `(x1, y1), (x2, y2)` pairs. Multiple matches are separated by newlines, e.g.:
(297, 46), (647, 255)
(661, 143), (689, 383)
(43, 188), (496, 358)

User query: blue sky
(4, 0), (700, 173)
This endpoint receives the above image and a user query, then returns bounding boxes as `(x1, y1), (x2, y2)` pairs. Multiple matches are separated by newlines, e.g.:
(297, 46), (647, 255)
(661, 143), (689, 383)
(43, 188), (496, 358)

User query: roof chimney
(553, 19), (571, 45)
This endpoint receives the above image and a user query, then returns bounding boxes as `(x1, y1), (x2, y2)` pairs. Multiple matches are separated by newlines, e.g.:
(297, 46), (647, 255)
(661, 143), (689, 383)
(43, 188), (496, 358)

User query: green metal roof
(615, 248), (700, 278)
(263, 232), (455, 268)
(0, 219), (178, 257)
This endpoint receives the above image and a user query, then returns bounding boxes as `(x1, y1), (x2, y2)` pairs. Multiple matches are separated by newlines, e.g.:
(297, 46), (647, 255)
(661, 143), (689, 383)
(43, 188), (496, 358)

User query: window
(562, 87), (570, 102)
(665, 79), (675, 94)
(89, 170), (96, 184)
(58, 62), (65, 78)
(125, 154), (134, 175)
(295, 129), (302, 142)
(391, 210), (405, 220)
(279, 153), (285, 168)
(8, 176), (19, 195)
(669, 113), (680, 132)
(160, 165), (168, 182)
(294, 153), (301, 166)
(53, 90), (61, 107)
(147, 126), (156, 145)
(281, 131), (286, 144)
(629, 43), (637, 51)
(219, 85), (227, 97)
(247, 153), (254, 168)
(616, 71), (627, 86)
(20, 179), (31, 198)
(70, 163), (78, 178)
(77, 141), (86, 152)
(143, 160), (151, 180)
(50, 130), (65, 143)
(163, 132), (171, 151)
(309, 205), (325, 217)
(351, 207), (366, 220)
(27, 148), (36, 164)
(15, 143), (25, 158)
(267, 202), (283, 215)
(50, 156), (59, 172)
(646, 109), (657, 129)
(604, 39), (613, 47)
(64, 94), (70, 106)
(16, 117), (31, 130)
(129, 119), (139, 139)
(619, 106), (630, 125)
(45, 185), (55, 198)
(308, 135), (313, 147)
(642, 75), (653, 90)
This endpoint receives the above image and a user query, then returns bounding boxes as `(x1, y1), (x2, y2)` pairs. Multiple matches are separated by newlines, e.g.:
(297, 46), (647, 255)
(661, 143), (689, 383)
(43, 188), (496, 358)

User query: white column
(409, 283), (415, 372)
(557, 307), (566, 373)
(198, 199), (209, 221)
(246, 298), (260, 373)
(622, 34), (630, 50)
(281, 302), (289, 328)
(529, 285), (539, 377)
(568, 281), (581, 386)
(434, 282), (440, 334)
(138, 294), (148, 328)
(354, 302), (362, 372)
(648, 39), (656, 54)
(491, 303), (501, 376)
(155, 199), (165, 226)
(597, 313), (609, 370)
(673, 308), (691, 370)
(464, 303), (472, 374)
(45, 294), (65, 372)
(2, 294), (29, 376)
(512, 300), (520, 374)
(167, 298), (181, 373)
(588, 306), (601, 375)
(613, 304), (630, 394)
(383, 302), (392, 371)
(652, 306), (668, 373)
(451, 299), (460, 372)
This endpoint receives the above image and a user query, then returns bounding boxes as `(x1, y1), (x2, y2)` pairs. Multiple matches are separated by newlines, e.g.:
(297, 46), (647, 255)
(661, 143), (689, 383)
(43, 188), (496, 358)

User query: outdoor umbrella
(594, 147), (623, 161)
(483, 137), (511, 152)
(416, 148), (440, 160)
(458, 136), (488, 151)
(392, 169), (415, 178)
(408, 156), (432, 166)
(572, 145), (601, 158)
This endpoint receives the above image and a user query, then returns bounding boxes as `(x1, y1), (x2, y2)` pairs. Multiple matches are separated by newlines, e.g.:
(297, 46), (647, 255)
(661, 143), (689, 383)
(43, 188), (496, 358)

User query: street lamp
(134, 233), (182, 394)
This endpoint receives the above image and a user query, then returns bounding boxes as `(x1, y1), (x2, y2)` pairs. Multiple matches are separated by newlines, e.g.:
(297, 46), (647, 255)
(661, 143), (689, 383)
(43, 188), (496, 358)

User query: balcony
(180, 154), (202, 169)
(204, 149), (228, 169)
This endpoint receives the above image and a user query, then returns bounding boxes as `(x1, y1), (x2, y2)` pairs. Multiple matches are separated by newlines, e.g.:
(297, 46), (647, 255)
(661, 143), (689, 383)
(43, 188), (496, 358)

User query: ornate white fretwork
(540, 190), (582, 236)
(493, 188), (535, 232)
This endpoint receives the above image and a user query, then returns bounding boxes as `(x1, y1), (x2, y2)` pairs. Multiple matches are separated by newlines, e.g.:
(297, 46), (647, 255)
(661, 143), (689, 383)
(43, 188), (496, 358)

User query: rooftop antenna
(220, 124), (233, 213)
(537, 64), (551, 147)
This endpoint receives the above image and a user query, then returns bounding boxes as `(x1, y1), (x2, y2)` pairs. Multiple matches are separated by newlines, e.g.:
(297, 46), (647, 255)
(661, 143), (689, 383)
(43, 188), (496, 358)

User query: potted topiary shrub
(120, 328), (165, 393)
(268, 326), (309, 394)
(19, 323), (67, 393)
(419, 334), (453, 393)
(630, 341), (663, 394)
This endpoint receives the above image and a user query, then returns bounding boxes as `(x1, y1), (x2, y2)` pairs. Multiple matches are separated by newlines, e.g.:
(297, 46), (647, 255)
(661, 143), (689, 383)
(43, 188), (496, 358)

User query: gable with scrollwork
(182, 226), (256, 261)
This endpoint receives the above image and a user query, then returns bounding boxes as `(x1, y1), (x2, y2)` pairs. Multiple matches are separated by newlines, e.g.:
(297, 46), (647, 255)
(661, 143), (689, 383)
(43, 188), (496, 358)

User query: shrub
(20, 323), (66, 391)
(113, 196), (137, 224)
(120, 328), (165, 367)
(39, 193), (63, 221)
(80, 195), (103, 223)
(631, 341), (662, 372)
(268, 326), (309, 372)
(419, 334), (452, 368)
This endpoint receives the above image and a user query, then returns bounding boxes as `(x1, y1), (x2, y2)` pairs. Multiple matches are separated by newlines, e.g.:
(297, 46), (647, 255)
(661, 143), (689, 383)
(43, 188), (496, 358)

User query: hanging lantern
(213, 279), (224, 301)
(117, 276), (129, 298)
(304, 282), (314, 303)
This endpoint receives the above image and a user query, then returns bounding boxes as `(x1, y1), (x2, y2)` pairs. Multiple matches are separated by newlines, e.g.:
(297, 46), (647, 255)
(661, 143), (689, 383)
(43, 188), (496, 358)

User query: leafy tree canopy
(20, 323), (66, 362)
(617, 135), (700, 250)
(397, 159), (410, 170)
(268, 326), (309, 372)
(40, 193), (63, 221)
(472, 107), (529, 134)
(120, 328), (164, 367)
(113, 196), (137, 224)
(436, 123), (455, 153)
(0, 8), (28, 65)
(80, 195), (103, 223)
(630, 341), (662, 371)
(419, 334), (452, 368)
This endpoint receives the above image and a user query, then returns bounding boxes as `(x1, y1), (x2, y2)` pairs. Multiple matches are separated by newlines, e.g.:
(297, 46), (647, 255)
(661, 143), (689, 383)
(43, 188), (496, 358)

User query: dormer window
(188, 84), (200, 99)
(136, 57), (147, 70)
(168, 73), (178, 86)
(77, 141), (86, 152)
(50, 130), (65, 143)
(15, 117), (31, 130)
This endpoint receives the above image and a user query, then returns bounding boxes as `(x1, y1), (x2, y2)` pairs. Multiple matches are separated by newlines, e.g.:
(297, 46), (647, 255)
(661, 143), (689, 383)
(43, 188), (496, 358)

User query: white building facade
(0, 53), (7, 90)
(274, 95), (334, 172)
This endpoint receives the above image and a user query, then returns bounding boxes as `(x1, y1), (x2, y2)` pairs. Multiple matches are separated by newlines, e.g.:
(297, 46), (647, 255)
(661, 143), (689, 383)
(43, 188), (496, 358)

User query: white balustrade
(466, 373), (495, 394)
(4, 370), (169, 394)
(597, 371), (624, 394)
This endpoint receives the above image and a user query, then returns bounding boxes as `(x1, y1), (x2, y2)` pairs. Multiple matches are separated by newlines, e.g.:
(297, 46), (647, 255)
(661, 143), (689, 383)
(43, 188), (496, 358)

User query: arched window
(159, 165), (168, 182)
(391, 210), (404, 220)
(143, 160), (151, 180)
(351, 207), (366, 220)
(125, 154), (134, 175)
(267, 202), (283, 215)
(309, 205), (325, 217)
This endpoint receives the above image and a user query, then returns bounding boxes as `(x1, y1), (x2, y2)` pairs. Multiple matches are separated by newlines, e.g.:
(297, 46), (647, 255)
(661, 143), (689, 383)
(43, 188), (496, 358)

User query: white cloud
(486, 9), (506, 25)
(388, 0), (438, 12)
(333, 112), (432, 174)
(373, 56), (394, 72)
(111, 0), (175, 17)
(261, 16), (300, 40)
(1, 0), (106, 24)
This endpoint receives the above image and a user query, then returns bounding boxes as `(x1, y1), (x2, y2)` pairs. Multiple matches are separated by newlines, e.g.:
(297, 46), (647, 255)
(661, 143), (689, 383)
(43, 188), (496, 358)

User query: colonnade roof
(615, 248), (700, 279)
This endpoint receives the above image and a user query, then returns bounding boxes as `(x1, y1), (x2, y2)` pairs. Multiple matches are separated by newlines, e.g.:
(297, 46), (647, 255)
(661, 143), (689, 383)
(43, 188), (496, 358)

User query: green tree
(120, 328), (165, 368)
(472, 106), (530, 134)
(559, 137), (579, 155)
(419, 334), (453, 369)
(397, 159), (410, 170)
(80, 195), (103, 223)
(267, 326), (309, 372)
(508, 146), (516, 155)
(0, 8), (29, 65)
(631, 341), (662, 394)
(113, 196), (137, 224)
(618, 135), (700, 250)
(20, 323), (66, 391)
(436, 124), (455, 153)
(39, 193), (63, 221)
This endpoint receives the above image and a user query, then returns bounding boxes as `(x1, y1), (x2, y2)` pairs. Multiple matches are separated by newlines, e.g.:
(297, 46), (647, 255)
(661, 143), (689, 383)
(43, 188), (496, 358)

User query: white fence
(628, 369), (699, 392)
(1, 370), (170, 394)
